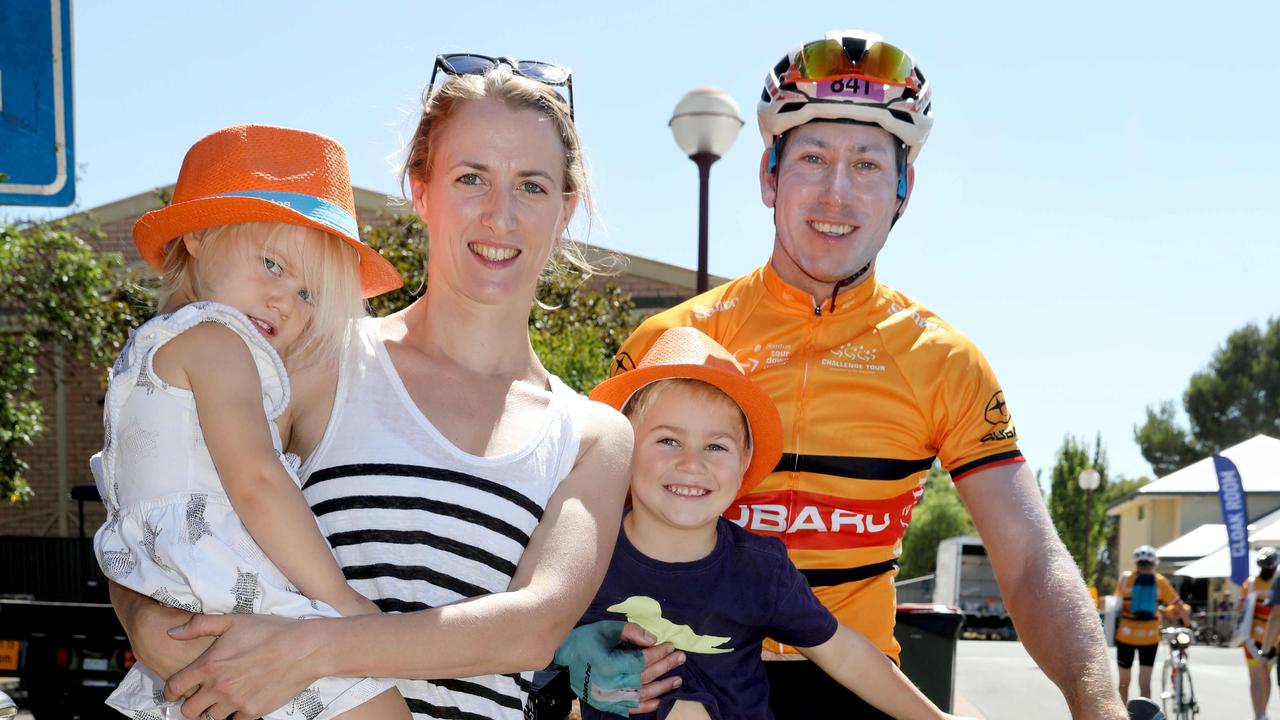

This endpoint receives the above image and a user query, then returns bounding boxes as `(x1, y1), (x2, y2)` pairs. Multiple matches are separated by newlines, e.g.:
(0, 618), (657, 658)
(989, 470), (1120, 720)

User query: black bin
(894, 603), (965, 712)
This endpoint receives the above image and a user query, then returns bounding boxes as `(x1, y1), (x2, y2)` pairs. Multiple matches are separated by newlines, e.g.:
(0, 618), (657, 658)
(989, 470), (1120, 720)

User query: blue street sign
(0, 0), (75, 207)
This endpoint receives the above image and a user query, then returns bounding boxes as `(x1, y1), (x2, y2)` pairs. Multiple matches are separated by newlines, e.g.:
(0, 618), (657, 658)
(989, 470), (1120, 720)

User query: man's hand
(553, 621), (685, 716)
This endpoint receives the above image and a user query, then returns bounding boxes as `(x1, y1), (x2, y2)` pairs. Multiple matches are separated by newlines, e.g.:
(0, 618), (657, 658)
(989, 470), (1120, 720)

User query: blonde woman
(111, 58), (660, 720)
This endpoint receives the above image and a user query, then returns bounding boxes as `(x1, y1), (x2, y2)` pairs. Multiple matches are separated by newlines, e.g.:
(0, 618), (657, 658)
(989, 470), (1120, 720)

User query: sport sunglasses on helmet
(429, 53), (575, 120)
(781, 36), (918, 90)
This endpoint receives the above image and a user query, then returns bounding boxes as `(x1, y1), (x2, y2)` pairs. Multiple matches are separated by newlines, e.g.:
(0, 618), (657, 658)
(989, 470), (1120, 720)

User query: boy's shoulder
(719, 518), (791, 563)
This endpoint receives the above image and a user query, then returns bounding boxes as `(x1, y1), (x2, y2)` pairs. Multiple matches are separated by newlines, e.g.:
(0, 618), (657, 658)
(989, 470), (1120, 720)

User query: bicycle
(1159, 626), (1198, 719)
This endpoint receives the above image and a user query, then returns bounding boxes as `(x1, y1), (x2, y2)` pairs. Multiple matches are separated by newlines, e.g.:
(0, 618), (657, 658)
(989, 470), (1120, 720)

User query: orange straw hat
(133, 124), (403, 298)
(590, 327), (783, 498)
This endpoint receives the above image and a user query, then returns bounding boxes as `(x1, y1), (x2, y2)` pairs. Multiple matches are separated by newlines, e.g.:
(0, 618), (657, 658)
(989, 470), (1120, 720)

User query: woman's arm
(181, 324), (375, 617)
(165, 400), (634, 718)
(798, 625), (968, 720)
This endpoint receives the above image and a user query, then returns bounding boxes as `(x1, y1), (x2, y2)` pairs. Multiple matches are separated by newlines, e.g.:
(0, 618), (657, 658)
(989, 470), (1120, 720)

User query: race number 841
(815, 78), (886, 102)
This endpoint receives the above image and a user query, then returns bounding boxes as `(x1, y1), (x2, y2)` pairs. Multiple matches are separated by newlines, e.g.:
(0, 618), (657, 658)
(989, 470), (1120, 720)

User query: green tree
(899, 464), (976, 579)
(1046, 434), (1112, 588)
(0, 219), (141, 503)
(1092, 475), (1149, 596)
(1135, 318), (1280, 475)
(363, 215), (636, 394)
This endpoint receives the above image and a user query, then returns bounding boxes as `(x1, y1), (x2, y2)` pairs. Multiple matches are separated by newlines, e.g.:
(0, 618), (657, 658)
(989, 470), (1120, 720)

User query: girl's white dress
(92, 301), (392, 720)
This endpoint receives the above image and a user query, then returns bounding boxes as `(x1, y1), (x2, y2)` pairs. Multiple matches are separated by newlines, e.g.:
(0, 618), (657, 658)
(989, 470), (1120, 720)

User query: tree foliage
(0, 220), (142, 503)
(1135, 318), (1280, 476)
(1045, 434), (1138, 590)
(363, 214), (636, 393)
(899, 464), (976, 579)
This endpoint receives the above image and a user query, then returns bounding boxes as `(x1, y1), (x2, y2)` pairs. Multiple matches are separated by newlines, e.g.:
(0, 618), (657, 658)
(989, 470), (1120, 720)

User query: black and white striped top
(300, 317), (585, 720)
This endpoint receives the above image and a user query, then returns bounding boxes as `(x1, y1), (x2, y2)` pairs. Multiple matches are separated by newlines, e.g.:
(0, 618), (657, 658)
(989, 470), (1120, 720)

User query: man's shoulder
(873, 280), (977, 351)
(640, 269), (767, 328)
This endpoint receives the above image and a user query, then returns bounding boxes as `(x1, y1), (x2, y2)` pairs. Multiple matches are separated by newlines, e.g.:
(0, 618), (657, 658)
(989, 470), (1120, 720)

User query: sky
(4, 0), (1279, 484)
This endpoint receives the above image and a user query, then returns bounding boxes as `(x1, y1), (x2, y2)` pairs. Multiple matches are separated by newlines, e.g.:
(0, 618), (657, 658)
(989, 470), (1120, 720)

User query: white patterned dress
(92, 301), (393, 720)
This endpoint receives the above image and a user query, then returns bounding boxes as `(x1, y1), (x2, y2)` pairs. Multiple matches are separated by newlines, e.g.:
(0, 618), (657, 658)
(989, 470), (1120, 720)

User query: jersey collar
(762, 261), (880, 315)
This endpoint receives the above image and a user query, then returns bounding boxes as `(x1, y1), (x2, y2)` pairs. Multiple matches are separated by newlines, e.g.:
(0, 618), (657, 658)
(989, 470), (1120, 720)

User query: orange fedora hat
(133, 124), (403, 298)
(590, 327), (783, 498)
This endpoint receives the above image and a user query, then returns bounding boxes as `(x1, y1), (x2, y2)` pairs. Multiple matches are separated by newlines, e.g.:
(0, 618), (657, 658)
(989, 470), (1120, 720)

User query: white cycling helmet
(1134, 545), (1159, 564)
(758, 30), (934, 163)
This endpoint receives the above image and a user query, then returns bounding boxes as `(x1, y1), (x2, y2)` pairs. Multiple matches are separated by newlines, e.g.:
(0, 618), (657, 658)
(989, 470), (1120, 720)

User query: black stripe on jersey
(509, 673), (535, 694)
(374, 597), (432, 613)
(430, 678), (523, 710)
(405, 697), (494, 720)
(774, 453), (935, 481)
(305, 463), (544, 520)
(344, 562), (494, 601)
(949, 449), (1025, 480)
(311, 495), (531, 546)
(329, 528), (518, 577)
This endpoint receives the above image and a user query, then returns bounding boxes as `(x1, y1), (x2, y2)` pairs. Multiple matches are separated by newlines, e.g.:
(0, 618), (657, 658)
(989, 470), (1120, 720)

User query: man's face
(1136, 560), (1156, 574)
(759, 122), (911, 301)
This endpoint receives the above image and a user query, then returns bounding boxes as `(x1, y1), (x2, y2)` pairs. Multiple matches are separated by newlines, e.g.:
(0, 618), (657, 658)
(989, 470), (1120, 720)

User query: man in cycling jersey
(1115, 545), (1190, 702)
(1241, 547), (1279, 720)
(569, 30), (1127, 719)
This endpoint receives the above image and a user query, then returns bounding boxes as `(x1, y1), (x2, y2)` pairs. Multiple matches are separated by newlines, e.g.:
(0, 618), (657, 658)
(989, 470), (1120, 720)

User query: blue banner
(1214, 455), (1250, 586)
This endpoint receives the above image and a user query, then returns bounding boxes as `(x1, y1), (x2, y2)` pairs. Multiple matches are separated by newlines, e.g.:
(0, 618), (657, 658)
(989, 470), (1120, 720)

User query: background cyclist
(571, 28), (1125, 719)
(1240, 547), (1279, 720)
(1115, 545), (1191, 703)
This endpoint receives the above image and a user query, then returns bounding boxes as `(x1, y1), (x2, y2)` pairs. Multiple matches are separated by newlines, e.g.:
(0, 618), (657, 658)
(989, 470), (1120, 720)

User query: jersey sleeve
(929, 337), (1023, 481)
(1269, 579), (1280, 608)
(1158, 574), (1179, 604)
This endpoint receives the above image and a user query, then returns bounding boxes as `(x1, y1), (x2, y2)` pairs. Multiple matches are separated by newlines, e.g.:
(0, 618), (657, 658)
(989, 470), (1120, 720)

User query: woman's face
(410, 96), (577, 307)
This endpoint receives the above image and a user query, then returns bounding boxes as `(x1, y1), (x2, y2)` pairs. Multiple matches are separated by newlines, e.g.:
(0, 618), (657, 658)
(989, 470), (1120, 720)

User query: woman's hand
(164, 613), (328, 720)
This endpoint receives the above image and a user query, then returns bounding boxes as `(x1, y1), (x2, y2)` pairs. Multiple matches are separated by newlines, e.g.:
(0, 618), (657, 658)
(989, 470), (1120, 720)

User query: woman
(111, 60), (638, 720)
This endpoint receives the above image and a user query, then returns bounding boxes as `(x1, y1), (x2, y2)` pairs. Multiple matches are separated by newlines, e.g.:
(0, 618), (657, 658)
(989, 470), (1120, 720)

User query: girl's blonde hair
(400, 68), (605, 282)
(157, 222), (366, 368)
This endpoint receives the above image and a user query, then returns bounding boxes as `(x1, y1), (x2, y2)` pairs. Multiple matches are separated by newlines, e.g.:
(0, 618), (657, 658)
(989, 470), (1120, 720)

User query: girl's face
(184, 226), (316, 355)
(409, 96), (577, 307)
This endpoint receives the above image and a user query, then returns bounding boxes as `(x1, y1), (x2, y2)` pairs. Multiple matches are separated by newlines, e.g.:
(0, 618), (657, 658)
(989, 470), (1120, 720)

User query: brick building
(0, 186), (725, 538)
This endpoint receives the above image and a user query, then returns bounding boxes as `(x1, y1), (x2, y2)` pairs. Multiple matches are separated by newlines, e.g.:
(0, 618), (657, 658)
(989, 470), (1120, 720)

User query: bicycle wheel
(1181, 666), (1197, 719)
(1160, 659), (1175, 716)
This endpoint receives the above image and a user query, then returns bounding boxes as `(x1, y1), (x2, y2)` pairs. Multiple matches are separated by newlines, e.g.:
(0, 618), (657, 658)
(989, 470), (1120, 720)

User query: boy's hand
(553, 621), (684, 715)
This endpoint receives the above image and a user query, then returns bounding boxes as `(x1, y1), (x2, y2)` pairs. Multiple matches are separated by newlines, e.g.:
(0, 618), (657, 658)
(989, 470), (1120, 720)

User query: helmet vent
(778, 102), (807, 115)
(840, 36), (868, 63)
(889, 109), (914, 124)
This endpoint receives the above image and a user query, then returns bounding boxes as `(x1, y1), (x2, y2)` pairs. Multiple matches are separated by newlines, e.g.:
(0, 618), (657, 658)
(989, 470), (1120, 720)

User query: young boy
(571, 327), (970, 720)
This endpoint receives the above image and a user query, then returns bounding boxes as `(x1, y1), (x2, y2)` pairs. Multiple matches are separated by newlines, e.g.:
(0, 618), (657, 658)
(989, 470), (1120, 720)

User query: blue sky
(6, 1), (1279, 483)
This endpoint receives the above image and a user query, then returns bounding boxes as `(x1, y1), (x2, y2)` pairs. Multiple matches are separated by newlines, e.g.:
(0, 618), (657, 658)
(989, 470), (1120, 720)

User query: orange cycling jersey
(1115, 571), (1180, 646)
(1243, 574), (1273, 646)
(615, 264), (1023, 659)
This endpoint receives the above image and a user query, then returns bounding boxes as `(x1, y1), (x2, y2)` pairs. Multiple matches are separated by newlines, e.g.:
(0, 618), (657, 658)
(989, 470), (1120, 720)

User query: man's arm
(955, 461), (1125, 720)
(799, 625), (958, 720)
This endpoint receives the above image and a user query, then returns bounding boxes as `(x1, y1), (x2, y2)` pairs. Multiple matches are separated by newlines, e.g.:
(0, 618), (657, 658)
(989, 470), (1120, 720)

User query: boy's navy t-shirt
(579, 517), (839, 720)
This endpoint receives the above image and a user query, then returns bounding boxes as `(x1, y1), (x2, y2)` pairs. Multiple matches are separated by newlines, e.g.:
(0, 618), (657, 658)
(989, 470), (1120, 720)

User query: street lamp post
(1079, 468), (1102, 585)
(669, 87), (743, 294)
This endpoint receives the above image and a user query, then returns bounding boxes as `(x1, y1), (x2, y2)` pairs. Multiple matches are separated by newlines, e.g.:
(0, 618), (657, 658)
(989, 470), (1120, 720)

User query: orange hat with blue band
(133, 124), (403, 298)
(590, 327), (783, 499)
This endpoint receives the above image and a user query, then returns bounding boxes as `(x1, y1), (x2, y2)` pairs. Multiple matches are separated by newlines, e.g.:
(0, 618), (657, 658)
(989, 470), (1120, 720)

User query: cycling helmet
(1133, 545), (1159, 564)
(1258, 546), (1279, 569)
(758, 30), (934, 163)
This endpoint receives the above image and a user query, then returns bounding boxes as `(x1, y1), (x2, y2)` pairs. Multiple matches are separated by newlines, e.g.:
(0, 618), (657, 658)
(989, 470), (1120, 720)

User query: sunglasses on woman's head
(429, 54), (575, 120)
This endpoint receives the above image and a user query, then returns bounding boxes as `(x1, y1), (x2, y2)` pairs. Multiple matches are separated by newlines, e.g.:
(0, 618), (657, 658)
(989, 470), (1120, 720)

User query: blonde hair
(400, 68), (604, 282)
(622, 379), (751, 449)
(157, 222), (365, 368)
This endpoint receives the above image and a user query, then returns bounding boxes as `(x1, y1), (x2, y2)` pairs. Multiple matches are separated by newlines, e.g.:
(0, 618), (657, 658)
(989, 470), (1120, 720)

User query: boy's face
(628, 384), (751, 532)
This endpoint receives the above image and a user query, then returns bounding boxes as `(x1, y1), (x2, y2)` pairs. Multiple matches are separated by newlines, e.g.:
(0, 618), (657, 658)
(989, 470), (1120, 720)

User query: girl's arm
(797, 625), (973, 720)
(165, 323), (376, 618)
(162, 400), (633, 719)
